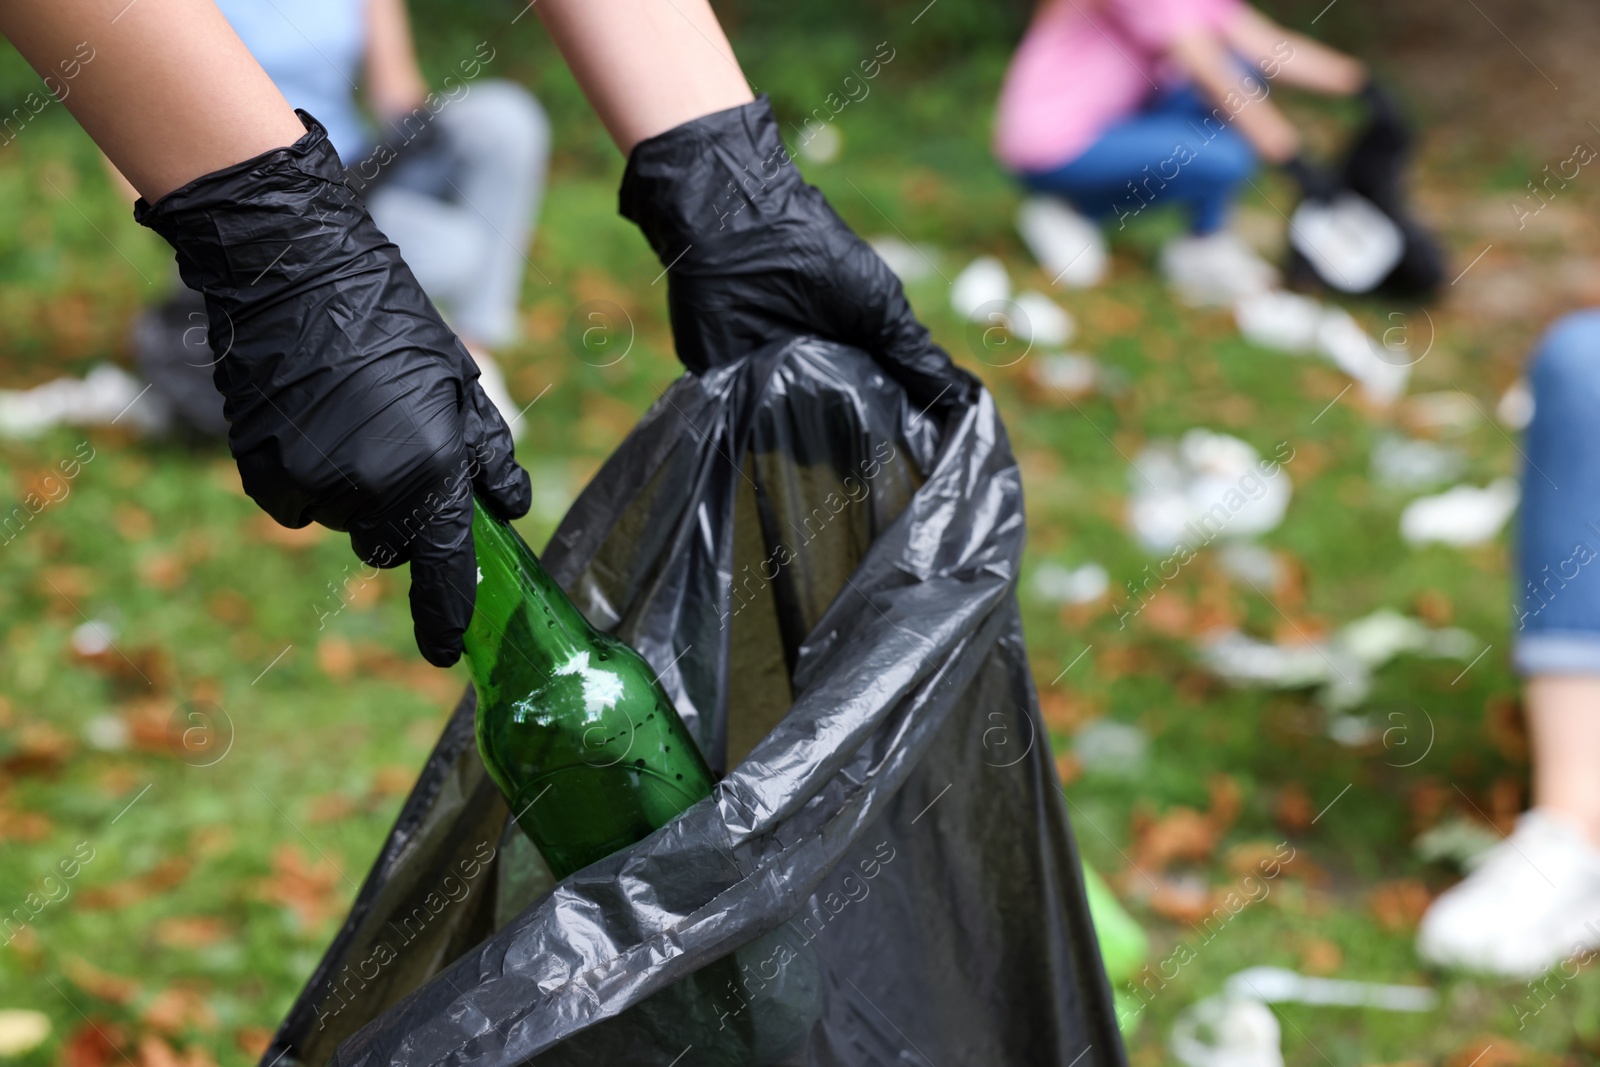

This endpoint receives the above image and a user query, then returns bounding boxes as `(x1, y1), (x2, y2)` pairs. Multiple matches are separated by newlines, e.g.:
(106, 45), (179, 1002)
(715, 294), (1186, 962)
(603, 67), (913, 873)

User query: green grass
(0, 9), (1593, 1066)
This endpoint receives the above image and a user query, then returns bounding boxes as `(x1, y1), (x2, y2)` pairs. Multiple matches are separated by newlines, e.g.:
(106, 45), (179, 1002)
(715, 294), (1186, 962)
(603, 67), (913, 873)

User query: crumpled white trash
(1315, 308), (1410, 406)
(868, 235), (940, 286)
(1399, 478), (1520, 547)
(1200, 608), (1477, 711)
(1127, 429), (1292, 555)
(0, 363), (168, 437)
(950, 255), (1011, 321)
(1289, 191), (1405, 294)
(1015, 195), (1108, 288)
(1009, 290), (1075, 347)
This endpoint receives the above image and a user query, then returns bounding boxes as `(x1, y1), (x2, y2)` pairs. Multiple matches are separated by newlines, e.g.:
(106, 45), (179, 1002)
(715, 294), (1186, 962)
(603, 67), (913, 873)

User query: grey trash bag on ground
(260, 336), (1125, 1066)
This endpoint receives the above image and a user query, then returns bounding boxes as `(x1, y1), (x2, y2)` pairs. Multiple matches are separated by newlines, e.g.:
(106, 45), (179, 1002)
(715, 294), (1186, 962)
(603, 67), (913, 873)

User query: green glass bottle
(464, 497), (715, 880)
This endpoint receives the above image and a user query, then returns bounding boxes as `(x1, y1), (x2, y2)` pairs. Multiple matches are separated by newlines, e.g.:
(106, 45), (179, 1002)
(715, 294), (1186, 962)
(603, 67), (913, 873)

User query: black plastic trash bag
(1288, 83), (1445, 299)
(261, 337), (1124, 1066)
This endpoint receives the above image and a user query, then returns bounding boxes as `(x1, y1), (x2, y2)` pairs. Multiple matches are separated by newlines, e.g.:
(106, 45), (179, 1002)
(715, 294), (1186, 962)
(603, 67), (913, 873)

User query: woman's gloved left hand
(619, 96), (977, 417)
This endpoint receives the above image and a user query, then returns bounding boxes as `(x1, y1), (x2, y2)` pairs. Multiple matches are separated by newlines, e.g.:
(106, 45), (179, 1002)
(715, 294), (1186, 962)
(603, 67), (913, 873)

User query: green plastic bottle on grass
(463, 497), (715, 880)
(1081, 860), (1149, 1036)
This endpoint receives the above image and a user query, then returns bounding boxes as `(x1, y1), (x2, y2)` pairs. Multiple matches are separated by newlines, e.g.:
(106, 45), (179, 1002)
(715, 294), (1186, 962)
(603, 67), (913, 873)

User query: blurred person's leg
(1517, 309), (1600, 838)
(368, 81), (550, 434)
(1418, 309), (1600, 978)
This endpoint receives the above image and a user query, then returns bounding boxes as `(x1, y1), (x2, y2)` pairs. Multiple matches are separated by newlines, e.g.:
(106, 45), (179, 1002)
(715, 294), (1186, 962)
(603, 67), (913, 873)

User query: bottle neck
(462, 497), (595, 682)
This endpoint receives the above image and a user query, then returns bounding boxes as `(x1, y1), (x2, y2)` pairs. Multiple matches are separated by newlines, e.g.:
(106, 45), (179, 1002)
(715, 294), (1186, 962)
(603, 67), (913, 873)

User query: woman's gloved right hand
(136, 112), (530, 668)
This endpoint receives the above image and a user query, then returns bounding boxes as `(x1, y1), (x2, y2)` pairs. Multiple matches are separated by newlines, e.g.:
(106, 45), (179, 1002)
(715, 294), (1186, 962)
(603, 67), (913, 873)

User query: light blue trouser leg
(368, 80), (550, 348)
(1514, 309), (1600, 674)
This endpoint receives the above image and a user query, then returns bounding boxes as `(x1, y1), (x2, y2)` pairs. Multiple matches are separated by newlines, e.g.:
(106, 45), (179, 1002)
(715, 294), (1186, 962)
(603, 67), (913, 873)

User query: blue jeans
(1017, 87), (1258, 236)
(1515, 309), (1600, 674)
(367, 80), (550, 348)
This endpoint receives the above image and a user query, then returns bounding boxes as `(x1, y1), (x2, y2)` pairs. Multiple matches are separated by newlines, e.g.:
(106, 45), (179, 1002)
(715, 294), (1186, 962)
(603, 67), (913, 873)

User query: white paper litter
(1199, 608), (1477, 710)
(1073, 719), (1148, 777)
(1173, 968), (1437, 1067)
(1413, 816), (1502, 872)
(1031, 561), (1108, 605)
(1289, 192), (1405, 294)
(1225, 967), (1437, 1012)
(1009, 290), (1075, 347)
(1371, 435), (1466, 490)
(868, 236), (940, 285)
(1402, 391), (1481, 436)
(0, 364), (168, 438)
(1399, 478), (1519, 547)
(796, 122), (842, 164)
(1216, 542), (1285, 589)
(1029, 352), (1101, 397)
(1497, 377), (1535, 430)
(83, 713), (131, 752)
(1233, 292), (1411, 405)
(950, 255), (1011, 321)
(0, 1010), (50, 1057)
(1171, 996), (1283, 1067)
(1233, 290), (1325, 354)
(1128, 430), (1291, 555)
(1315, 308), (1410, 405)
(71, 619), (118, 657)
(1015, 195), (1108, 288)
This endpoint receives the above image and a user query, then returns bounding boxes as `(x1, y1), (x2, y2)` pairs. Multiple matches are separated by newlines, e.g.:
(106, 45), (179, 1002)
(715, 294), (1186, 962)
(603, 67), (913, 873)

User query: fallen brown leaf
(1139, 590), (1192, 637)
(250, 513), (326, 549)
(64, 956), (139, 1004)
(153, 916), (231, 950)
(369, 765), (416, 798)
(141, 987), (219, 1035)
(137, 551), (187, 591)
(1131, 806), (1218, 871)
(1, 720), (76, 776)
(0, 804), (53, 842)
(113, 505), (155, 541)
(1414, 588), (1454, 627)
(235, 1027), (272, 1059)
(1299, 936), (1343, 975)
(1484, 695), (1529, 764)
(316, 637), (357, 681)
(1037, 689), (1098, 735)
(306, 792), (358, 824)
(61, 1020), (126, 1067)
(80, 857), (191, 910)
(255, 845), (343, 929)
(1488, 776), (1523, 835)
(1055, 751), (1081, 786)
(1370, 879), (1433, 931)
(1275, 782), (1315, 835)
(1146, 878), (1213, 924)
(1407, 778), (1453, 836)
(1444, 1033), (1558, 1067)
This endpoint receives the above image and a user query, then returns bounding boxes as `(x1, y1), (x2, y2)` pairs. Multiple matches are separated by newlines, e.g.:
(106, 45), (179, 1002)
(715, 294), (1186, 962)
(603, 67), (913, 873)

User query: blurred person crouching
(1418, 310), (1600, 979)
(127, 0), (547, 439)
(993, 0), (1365, 303)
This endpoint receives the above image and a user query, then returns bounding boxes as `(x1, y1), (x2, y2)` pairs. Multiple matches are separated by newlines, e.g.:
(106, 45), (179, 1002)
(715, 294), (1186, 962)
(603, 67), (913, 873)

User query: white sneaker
(1417, 810), (1600, 978)
(1016, 196), (1108, 288)
(468, 348), (523, 440)
(1160, 231), (1279, 307)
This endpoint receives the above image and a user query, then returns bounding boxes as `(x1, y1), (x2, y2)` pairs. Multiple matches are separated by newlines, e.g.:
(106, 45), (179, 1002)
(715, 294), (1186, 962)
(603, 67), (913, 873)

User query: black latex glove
(136, 112), (530, 668)
(1282, 154), (1340, 202)
(619, 96), (977, 416)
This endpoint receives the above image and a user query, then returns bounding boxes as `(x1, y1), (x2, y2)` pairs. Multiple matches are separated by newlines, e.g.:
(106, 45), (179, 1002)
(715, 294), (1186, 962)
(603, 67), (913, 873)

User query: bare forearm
(1171, 30), (1299, 164)
(1224, 8), (1366, 95)
(365, 0), (428, 119)
(534, 0), (753, 155)
(0, 0), (304, 200)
